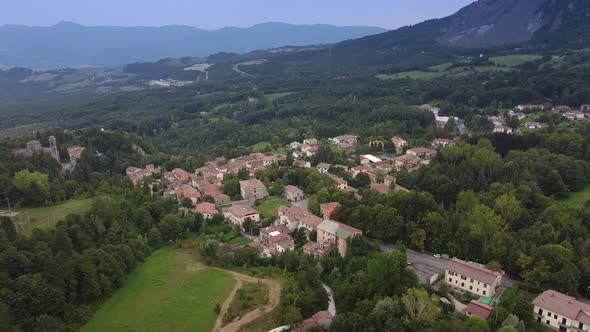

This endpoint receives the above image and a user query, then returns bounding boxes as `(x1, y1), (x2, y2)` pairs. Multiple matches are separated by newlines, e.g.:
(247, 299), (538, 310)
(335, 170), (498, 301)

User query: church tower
(49, 136), (59, 162)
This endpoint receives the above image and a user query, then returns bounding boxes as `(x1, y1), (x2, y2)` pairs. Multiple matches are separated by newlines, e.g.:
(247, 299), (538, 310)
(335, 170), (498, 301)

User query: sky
(0, 0), (475, 30)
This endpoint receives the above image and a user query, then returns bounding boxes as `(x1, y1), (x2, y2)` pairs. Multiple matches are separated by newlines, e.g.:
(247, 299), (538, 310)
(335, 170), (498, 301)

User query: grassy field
(427, 62), (453, 72)
(377, 65), (515, 81)
(561, 186), (590, 207)
(250, 141), (272, 152)
(13, 198), (93, 235)
(256, 199), (289, 219)
(490, 54), (542, 67)
(82, 248), (236, 332)
(223, 282), (269, 325)
(376, 71), (441, 80)
(266, 92), (294, 102)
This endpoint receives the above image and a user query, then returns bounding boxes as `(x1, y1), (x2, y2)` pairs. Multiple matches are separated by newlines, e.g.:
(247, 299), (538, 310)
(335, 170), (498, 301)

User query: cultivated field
(82, 249), (236, 332)
(489, 54), (542, 67)
(13, 197), (93, 235)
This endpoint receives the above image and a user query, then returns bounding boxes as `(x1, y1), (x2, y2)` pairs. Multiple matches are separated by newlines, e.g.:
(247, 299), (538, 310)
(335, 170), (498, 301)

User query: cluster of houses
(444, 258), (590, 332)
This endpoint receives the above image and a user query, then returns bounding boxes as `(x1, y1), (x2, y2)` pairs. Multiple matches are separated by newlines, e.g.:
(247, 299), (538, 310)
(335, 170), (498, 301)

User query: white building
(445, 258), (503, 297)
(533, 289), (590, 332)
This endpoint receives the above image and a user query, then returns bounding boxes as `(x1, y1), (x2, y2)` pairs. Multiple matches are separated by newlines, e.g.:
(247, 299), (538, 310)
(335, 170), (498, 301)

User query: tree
(465, 316), (489, 332)
(147, 227), (162, 247)
(0, 217), (17, 242)
(181, 197), (193, 208)
(223, 176), (241, 200)
(401, 288), (438, 329)
(492, 286), (532, 323)
(268, 179), (285, 196)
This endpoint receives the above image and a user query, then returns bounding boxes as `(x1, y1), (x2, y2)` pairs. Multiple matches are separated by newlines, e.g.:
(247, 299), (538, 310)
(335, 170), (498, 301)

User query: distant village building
(320, 202), (341, 220)
(516, 104), (544, 111)
(328, 174), (348, 191)
(192, 202), (218, 220)
(303, 138), (318, 145)
(284, 185), (305, 202)
(524, 121), (543, 129)
(268, 233), (295, 256)
(465, 300), (494, 320)
(288, 141), (302, 150)
(293, 160), (311, 168)
(223, 205), (260, 229)
(239, 179), (268, 201)
(260, 224), (291, 246)
(316, 163), (331, 174)
(277, 205), (323, 233)
(304, 219), (363, 257)
(360, 154), (382, 165)
(391, 136), (408, 155)
(14, 136), (60, 162)
(394, 154), (422, 171)
(406, 147), (437, 159)
(582, 105), (590, 113)
(329, 135), (358, 150)
(533, 289), (590, 331)
(432, 138), (455, 148)
(445, 258), (503, 297)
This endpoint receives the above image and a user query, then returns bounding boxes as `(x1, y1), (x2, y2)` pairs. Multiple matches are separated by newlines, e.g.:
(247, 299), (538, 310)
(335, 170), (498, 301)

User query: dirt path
(213, 269), (281, 332)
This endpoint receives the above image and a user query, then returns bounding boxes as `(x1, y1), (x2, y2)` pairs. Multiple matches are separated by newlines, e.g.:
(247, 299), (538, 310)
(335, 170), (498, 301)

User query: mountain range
(0, 21), (386, 70)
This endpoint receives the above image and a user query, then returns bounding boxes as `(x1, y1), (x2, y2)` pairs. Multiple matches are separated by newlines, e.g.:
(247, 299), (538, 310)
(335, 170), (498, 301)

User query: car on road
(433, 254), (441, 258)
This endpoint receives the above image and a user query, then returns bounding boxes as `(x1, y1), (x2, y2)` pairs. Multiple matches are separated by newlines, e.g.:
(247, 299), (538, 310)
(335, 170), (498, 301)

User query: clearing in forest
(81, 248), (236, 332)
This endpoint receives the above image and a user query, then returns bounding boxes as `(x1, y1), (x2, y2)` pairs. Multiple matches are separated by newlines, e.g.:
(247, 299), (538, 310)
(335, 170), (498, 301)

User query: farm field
(250, 141), (272, 152)
(256, 199), (289, 218)
(489, 54), (542, 67)
(13, 197), (93, 235)
(266, 92), (294, 102)
(561, 185), (590, 207)
(377, 65), (515, 81)
(81, 248), (236, 332)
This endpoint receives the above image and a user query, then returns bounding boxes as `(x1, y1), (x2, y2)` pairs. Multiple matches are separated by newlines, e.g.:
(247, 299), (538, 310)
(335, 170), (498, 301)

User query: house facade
(193, 202), (218, 220)
(533, 290), (590, 332)
(445, 258), (503, 297)
(239, 179), (269, 201)
(223, 205), (260, 228)
(284, 185), (305, 202)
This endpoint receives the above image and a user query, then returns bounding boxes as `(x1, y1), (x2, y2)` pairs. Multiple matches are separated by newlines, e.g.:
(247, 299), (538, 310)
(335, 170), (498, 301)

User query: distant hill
(336, 0), (590, 53)
(0, 21), (386, 69)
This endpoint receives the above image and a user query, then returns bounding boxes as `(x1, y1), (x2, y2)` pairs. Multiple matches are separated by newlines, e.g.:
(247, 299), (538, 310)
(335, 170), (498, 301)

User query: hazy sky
(0, 0), (475, 29)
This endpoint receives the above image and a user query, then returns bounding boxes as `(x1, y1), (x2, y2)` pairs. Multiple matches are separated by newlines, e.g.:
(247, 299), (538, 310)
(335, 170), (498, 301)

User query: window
(554, 314), (557, 319)
(548, 312), (551, 317)
(579, 323), (584, 330)
(469, 286), (473, 290)
(538, 309), (543, 315)
(461, 276), (467, 280)
(483, 291), (486, 295)
(546, 320), (550, 325)
(461, 282), (465, 287)
(562, 318), (566, 325)
(448, 278), (452, 282)
(470, 278), (473, 283)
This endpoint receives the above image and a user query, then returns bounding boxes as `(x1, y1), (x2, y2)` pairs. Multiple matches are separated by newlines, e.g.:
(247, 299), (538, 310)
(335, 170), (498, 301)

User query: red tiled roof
(466, 300), (493, 319)
(193, 202), (217, 215)
(239, 179), (266, 190)
(447, 258), (501, 285)
(284, 185), (303, 194)
(370, 183), (390, 194)
(533, 290), (590, 325)
(225, 205), (259, 218)
(320, 202), (341, 219)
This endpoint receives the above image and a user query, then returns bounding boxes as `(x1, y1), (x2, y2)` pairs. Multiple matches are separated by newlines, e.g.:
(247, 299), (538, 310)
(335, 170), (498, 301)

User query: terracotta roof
(225, 205), (259, 218)
(239, 179), (266, 190)
(320, 202), (341, 219)
(447, 258), (501, 285)
(317, 163), (331, 169)
(533, 290), (590, 325)
(193, 202), (217, 215)
(466, 300), (494, 319)
(407, 147), (437, 155)
(370, 183), (390, 194)
(284, 185), (303, 194)
(269, 233), (294, 248)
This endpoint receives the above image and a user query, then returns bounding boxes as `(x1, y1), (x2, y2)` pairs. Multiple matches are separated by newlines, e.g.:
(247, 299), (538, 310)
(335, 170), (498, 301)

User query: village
(124, 102), (590, 332)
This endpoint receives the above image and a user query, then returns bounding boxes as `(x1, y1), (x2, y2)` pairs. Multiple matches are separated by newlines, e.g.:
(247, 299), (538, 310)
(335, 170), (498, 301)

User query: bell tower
(49, 136), (60, 162)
